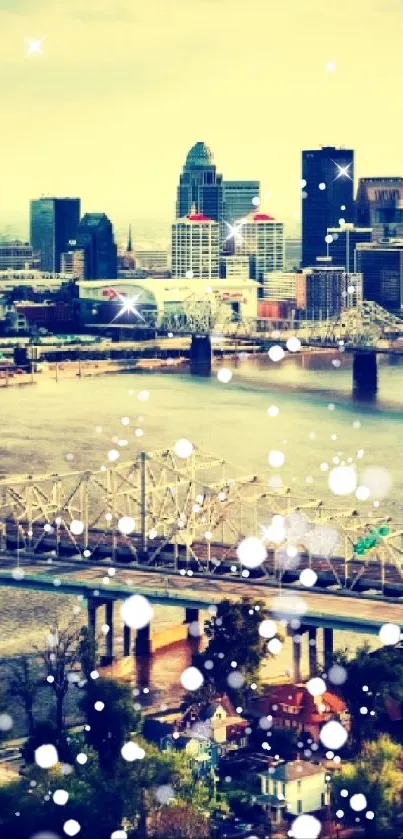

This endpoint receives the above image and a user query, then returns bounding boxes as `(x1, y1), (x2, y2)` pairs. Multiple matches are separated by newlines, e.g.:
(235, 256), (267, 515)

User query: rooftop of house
(250, 683), (347, 723)
(261, 760), (326, 782)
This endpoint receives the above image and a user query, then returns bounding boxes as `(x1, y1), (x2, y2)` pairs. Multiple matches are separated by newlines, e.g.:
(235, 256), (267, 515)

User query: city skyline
(2, 0), (403, 241)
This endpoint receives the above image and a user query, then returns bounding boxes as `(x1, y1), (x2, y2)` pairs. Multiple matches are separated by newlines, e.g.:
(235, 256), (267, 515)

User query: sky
(1, 0), (403, 244)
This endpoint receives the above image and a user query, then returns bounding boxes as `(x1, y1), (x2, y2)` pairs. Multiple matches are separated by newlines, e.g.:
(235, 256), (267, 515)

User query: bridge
(1, 446), (402, 681)
(61, 297), (403, 393)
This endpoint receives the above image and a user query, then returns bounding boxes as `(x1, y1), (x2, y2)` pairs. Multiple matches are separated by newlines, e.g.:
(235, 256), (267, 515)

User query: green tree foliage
(188, 598), (277, 703)
(79, 677), (142, 771)
(332, 735), (402, 837)
(334, 644), (403, 748)
(148, 803), (210, 838)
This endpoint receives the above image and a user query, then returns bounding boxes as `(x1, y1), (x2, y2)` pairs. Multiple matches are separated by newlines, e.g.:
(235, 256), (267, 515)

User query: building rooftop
(185, 141), (214, 168)
(252, 213), (276, 222)
(186, 213), (213, 222)
(261, 760), (325, 782)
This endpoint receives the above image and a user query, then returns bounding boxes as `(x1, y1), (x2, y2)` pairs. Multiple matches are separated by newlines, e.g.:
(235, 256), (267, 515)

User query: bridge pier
(353, 351), (377, 397)
(123, 624), (131, 657)
(292, 632), (302, 683)
(184, 607), (199, 624)
(190, 334), (212, 376)
(104, 601), (114, 665)
(136, 624), (151, 657)
(323, 628), (334, 671)
(308, 626), (318, 678)
(87, 598), (98, 640)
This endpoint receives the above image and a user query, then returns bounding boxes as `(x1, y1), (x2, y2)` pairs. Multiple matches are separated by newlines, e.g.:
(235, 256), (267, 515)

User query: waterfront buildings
(262, 271), (298, 303)
(0, 241), (37, 271)
(356, 240), (403, 312)
(176, 142), (223, 228)
(258, 761), (329, 825)
(296, 265), (363, 319)
(285, 237), (302, 270)
(61, 248), (86, 280)
(135, 250), (169, 271)
(73, 213), (118, 280)
(30, 197), (81, 273)
(327, 223), (372, 272)
(220, 254), (250, 282)
(0, 269), (70, 292)
(301, 146), (354, 268)
(171, 212), (220, 279)
(356, 177), (403, 239)
(235, 212), (284, 289)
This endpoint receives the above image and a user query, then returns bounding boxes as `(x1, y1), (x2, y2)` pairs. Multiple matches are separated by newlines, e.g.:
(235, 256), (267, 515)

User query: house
(178, 694), (249, 754)
(257, 760), (329, 825)
(161, 731), (220, 778)
(249, 684), (350, 742)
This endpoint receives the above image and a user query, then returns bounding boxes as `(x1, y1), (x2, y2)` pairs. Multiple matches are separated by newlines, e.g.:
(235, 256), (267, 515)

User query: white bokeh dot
(379, 623), (401, 646)
(53, 789), (69, 806)
(350, 793), (367, 812)
(291, 813), (322, 839)
(121, 594), (153, 630)
(237, 536), (267, 569)
(217, 368), (232, 384)
(299, 568), (318, 587)
(174, 438), (194, 459)
(34, 744), (58, 769)
(268, 345), (284, 362)
(180, 666), (204, 691)
(63, 819), (81, 836)
(328, 465), (357, 496)
(117, 516), (135, 535)
(320, 720), (348, 750)
(268, 450), (285, 468)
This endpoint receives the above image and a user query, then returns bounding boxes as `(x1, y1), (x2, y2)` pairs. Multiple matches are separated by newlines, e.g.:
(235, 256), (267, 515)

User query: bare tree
(40, 621), (83, 737)
(7, 656), (41, 736)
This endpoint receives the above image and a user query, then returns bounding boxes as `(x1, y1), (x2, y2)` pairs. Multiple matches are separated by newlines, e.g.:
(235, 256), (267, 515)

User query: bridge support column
(87, 598), (97, 641)
(104, 601), (114, 665)
(323, 628), (334, 671)
(123, 624), (131, 657)
(308, 626), (318, 677)
(190, 334), (212, 376)
(184, 607), (199, 624)
(136, 624), (151, 657)
(353, 351), (377, 397)
(292, 633), (302, 684)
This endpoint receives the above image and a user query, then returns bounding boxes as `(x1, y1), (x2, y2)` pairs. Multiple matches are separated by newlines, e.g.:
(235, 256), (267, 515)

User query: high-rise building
(296, 266), (362, 319)
(61, 249), (86, 280)
(0, 241), (36, 270)
(355, 178), (403, 240)
(171, 212), (220, 279)
(176, 142), (223, 228)
(220, 255), (250, 283)
(223, 180), (260, 230)
(356, 241), (403, 312)
(263, 271), (298, 302)
(73, 213), (117, 279)
(235, 213), (284, 291)
(327, 224), (372, 272)
(30, 197), (80, 273)
(301, 146), (354, 268)
(135, 250), (169, 271)
(285, 237), (302, 270)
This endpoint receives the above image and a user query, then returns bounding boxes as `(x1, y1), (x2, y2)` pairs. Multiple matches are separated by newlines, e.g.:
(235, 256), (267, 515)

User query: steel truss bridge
(122, 298), (403, 351)
(1, 446), (403, 597)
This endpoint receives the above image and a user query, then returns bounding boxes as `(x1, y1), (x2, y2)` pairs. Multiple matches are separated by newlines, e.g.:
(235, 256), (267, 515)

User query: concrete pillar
(123, 624), (131, 657)
(324, 627), (334, 671)
(292, 633), (302, 683)
(353, 351), (377, 397)
(136, 624), (151, 657)
(105, 601), (114, 663)
(190, 334), (212, 376)
(308, 626), (317, 678)
(87, 598), (97, 640)
(184, 607), (199, 624)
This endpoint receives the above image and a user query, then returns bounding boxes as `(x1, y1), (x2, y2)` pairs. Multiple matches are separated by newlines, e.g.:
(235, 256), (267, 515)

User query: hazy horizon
(2, 0), (403, 245)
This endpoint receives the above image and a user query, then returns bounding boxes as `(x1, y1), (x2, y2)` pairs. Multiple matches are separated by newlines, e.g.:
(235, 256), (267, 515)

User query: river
(0, 350), (402, 728)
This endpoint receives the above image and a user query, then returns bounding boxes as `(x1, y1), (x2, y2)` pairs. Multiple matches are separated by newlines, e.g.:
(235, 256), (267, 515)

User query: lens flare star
(26, 39), (43, 57)
(224, 219), (245, 244)
(109, 291), (145, 323)
(333, 161), (353, 181)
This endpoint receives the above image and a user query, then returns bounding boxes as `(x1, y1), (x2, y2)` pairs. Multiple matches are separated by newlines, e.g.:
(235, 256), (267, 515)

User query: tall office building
(301, 146), (354, 268)
(355, 178), (403, 240)
(263, 271), (298, 302)
(171, 211), (220, 279)
(327, 224), (372, 272)
(0, 242), (36, 270)
(176, 142), (223, 227)
(223, 180), (260, 228)
(285, 237), (302, 270)
(30, 197), (80, 273)
(73, 213), (117, 279)
(296, 266), (362, 320)
(61, 249), (86, 280)
(235, 213), (284, 289)
(356, 241), (403, 312)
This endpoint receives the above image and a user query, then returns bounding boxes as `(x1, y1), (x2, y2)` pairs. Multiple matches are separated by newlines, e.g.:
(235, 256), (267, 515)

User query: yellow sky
(1, 0), (403, 240)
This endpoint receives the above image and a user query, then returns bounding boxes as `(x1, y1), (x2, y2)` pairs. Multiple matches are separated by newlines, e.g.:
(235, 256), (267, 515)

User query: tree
(79, 678), (142, 771)
(7, 656), (41, 736)
(332, 735), (402, 837)
(77, 625), (98, 681)
(40, 621), (83, 738)
(148, 803), (210, 839)
(334, 644), (403, 749)
(188, 598), (279, 703)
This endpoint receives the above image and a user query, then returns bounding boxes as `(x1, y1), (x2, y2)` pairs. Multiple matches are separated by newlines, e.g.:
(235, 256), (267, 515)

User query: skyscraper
(30, 197), (80, 272)
(73, 213), (117, 279)
(301, 146), (354, 268)
(176, 142), (223, 227)
(296, 266), (362, 320)
(171, 211), (220, 279)
(223, 180), (260, 228)
(356, 241), (403, 312)
(235, 212), (284, 291)
(355, 178), (403, 239)
(327, 224), (372, 272)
